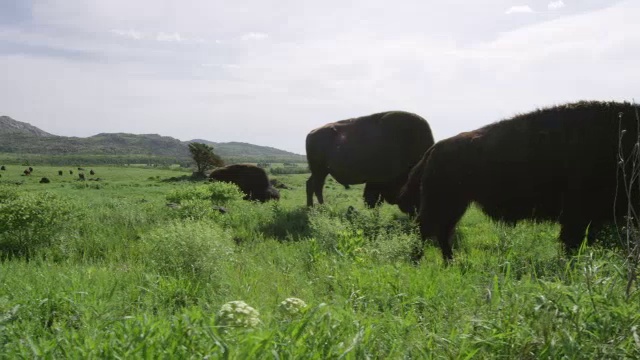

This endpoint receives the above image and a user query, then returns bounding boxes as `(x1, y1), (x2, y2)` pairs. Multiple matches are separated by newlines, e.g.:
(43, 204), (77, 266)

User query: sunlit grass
(0, 165), (638, 358)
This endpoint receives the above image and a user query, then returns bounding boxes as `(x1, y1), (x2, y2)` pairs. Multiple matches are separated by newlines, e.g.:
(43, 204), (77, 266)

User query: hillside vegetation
(0, 116), (306, 165)
(0, 166), (638, 358)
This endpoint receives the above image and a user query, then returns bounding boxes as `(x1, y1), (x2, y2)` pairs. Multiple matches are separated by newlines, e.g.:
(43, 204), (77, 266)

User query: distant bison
(90, 169), (95, 175)
(1, 165), (5, 170)
(209, 164), (280, 202)
(28, 167), (33, 172)
(39, 177), (50, 184)
(398, 101), (640, 262)
(23, 169), (31, 176)
(58, 170), (63, 176)
(69, 170), (74, 175)
(306, 111), (434, 208)
(79, 173), (85, 180)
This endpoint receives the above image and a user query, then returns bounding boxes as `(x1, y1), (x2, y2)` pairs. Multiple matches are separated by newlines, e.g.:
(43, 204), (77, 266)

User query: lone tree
(189, 142), (224, 176)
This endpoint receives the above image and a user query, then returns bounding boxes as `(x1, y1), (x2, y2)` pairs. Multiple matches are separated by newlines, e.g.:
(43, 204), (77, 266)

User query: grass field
(0, 165), (639, 358)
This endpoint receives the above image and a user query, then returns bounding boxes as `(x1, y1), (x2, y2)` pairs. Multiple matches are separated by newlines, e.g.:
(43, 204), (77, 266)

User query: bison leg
(414, 192), (469, 263)
(363, 183), (383, 208)
(306, 172), (328, 206)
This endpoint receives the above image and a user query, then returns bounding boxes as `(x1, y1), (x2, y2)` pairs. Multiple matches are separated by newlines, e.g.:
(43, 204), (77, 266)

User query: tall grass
(0, 166), (638, 358)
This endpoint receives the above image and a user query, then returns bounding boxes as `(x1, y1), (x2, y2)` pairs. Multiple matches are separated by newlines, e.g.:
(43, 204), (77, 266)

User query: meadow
(0, 165), (639, 359)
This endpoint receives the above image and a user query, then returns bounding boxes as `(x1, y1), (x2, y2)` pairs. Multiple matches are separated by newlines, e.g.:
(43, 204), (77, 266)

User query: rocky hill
(0, 116), (305, 164)
(0, 116), (55, 137)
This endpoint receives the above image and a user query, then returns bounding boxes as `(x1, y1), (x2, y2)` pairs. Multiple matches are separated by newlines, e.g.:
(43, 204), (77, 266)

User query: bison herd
(3, 100), (638, 263)
(0, 167), (96, 183)
(208, 100), (640, 262)
(305, 101), (640, 262)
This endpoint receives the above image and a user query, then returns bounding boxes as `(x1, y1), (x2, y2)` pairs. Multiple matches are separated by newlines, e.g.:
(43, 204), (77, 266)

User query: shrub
(216, 300), (261, 328)
(0, 188), (79, 259)
(140, 220), (235, 281)
(270, 166), (310, 175)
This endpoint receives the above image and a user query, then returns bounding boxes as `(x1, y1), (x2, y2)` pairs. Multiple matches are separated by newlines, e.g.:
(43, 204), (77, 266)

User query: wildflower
(278, 297), (308, 317)
(217, 300), (260, 328)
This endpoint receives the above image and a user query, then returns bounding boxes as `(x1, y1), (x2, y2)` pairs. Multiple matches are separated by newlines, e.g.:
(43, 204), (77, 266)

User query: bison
(209, 164), (280, 202)
(58, 170), (63, 176)
(90, 169), (95, 175)
(306, 111), (434, 208)
(1, 165), (5, 170)
(398, 101), (640, 262)
(23, 169), (31, 176)
(40, 177), (50, 184)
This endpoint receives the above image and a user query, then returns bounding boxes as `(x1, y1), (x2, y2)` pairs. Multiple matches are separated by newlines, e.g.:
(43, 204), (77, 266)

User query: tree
(189, 142), (224, 175)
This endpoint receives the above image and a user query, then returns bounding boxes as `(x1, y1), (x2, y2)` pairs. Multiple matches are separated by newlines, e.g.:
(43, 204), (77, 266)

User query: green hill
(0, 116), (306, 165)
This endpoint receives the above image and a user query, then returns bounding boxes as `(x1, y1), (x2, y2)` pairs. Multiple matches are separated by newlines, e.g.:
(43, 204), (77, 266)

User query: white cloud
(156, 32), (183, 42)
(241, 32), (268, 41)
(548, 1), (565, 10)
(110, 29), (144, 40)
(3, 1), (639, 154)
(505, 5), (534, 14)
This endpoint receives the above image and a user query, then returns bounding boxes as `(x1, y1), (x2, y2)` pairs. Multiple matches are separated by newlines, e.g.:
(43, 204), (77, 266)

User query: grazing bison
(90, 169), (95, 175)
(23, 169), (30, 176)
(209, 164), (280, 202)
(28, 167), (33, 172)
(398, 101), (640, 262)
(69, 170), (74, 175)
(270, 178), (292, 190)
(78, 173), (85, 180)
(58, 170), (63, 176)
(306, 111), (434, 208)
(1, 165), (5, 170)
(40, 177), (50, 184)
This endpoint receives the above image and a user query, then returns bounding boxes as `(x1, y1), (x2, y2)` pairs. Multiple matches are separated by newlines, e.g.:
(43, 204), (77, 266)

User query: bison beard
(399, 101), (640, 262)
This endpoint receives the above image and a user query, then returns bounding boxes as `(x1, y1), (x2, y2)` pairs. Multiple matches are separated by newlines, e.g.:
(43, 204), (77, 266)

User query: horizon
(1, 1), (638, 154)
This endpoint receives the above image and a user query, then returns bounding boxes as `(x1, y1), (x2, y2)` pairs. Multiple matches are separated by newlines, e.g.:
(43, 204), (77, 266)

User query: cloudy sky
(0, 0), (638, 154)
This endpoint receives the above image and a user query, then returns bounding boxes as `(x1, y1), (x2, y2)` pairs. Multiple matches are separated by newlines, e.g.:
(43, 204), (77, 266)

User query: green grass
(0, 165), (639, 358)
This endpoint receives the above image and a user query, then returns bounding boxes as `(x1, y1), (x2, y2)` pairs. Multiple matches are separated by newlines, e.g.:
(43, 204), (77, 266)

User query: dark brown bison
(209, 164), (280, 202)
(78, 173), (85, 180)
(1, 165), (5, 170)
(69, 170), (74, 175)
(23, 169), (31, 176)
(39, 177), (50, 184)
(58, 170), (63, 176)
(306, 111), (434, 208)
(90, 169), (95, 175)
(398, 101), (640, 262)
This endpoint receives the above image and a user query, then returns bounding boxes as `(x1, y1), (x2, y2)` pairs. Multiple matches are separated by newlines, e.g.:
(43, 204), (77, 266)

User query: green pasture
(0, 165), (638, 358)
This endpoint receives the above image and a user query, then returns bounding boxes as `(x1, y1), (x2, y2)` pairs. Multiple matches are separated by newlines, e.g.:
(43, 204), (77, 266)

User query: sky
(0, 0), (638, 154)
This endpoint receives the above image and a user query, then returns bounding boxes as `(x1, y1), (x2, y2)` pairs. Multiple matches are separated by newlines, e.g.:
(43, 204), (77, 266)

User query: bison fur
(398, 101), (640, 262)
(209, 164), (280, 202)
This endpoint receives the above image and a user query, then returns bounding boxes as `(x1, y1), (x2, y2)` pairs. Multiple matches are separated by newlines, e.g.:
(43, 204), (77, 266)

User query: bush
(0, 188), (79, 259)
(140, 220), (235, 281)
(270, 166), (310, 175)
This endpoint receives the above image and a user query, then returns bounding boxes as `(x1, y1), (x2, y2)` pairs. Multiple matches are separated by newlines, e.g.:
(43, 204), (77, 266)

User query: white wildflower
(278, 297), (308, 317)
(217, 300), (260, 328)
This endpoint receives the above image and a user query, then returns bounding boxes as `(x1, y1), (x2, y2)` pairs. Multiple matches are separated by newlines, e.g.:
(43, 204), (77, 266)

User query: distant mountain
(0, 116), (55, 137)
(0, 116), (305, 165)
(190, 139), (305, 162)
